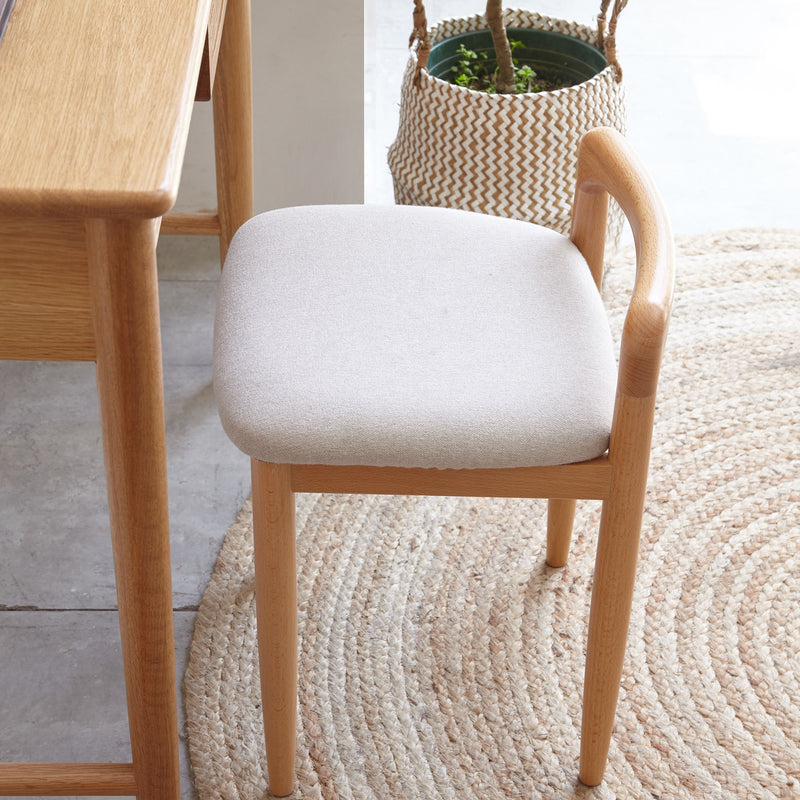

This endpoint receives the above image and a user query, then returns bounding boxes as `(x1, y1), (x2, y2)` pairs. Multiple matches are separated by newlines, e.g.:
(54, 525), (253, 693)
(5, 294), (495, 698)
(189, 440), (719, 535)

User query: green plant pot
(426, 27), (607, 89)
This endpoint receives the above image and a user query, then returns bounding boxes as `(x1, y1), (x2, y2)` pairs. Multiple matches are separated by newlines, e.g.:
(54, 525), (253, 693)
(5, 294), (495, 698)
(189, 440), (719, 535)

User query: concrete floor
(1, 1), (799, 798)
(0, 238), (248, 798)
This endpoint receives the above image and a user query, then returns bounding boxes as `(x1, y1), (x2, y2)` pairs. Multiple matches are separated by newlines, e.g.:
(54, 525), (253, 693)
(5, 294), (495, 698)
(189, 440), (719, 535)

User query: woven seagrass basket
(387, 1), (628, 242)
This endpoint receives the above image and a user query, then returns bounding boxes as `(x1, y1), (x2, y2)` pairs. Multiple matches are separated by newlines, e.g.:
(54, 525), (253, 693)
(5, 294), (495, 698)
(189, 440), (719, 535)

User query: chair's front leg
(251, 460), (297, 797)
(579, 392), (656, 785)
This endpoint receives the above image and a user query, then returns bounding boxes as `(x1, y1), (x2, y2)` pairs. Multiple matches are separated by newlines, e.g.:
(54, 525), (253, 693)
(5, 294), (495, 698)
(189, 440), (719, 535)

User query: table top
(0, 0), (211, 218)
(0, 0), (14, 42)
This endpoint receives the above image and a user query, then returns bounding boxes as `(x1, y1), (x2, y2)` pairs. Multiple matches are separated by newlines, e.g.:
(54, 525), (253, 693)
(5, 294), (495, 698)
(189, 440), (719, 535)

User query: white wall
(177, 0), (365, 215)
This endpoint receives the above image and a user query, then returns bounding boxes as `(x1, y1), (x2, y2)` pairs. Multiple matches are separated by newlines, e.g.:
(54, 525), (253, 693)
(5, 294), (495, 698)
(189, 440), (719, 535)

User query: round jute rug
(184, 230), (800, 800)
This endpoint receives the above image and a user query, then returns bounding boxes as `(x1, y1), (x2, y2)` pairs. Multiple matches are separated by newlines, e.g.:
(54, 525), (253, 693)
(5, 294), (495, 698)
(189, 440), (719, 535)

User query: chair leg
(545, 498), (576, 567)
(579, 395), (655, 786)
(251, 460), (297, 797)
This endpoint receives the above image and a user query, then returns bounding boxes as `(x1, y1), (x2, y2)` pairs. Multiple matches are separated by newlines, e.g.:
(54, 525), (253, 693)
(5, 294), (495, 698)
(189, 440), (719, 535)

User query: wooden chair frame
(250, 127), (674, 795)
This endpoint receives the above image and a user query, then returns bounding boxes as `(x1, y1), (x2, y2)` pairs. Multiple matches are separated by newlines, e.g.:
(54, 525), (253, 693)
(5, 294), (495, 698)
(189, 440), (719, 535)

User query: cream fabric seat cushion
(214, 205), (617, 470)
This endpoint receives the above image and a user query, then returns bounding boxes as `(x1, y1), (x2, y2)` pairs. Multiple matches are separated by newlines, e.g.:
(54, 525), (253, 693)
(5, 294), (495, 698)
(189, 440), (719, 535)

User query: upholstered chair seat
(214, 204), (617, 470)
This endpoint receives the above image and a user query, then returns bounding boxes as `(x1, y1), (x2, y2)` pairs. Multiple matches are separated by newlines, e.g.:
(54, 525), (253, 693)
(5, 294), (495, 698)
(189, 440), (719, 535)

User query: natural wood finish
(160, 211), (221, 236)
(1, 0), (248, 795)
(212, 0), (254, 263)
(0, 0), (211, 218)
(0, 763), (136, 796)
(86, 218), (180, 800)
(238, 128), (673, 791)
(572, 128), (673, 785)
(291, 461), (611, 499)
(571, 128), (674, 399)
(0, 217), (94, 360)
(546, 499), (577, 568)
(252, 460), (297, 798)
(579, 392), (658, 785)
(195, 0), (228, 101)
(569, 185), (609, 290)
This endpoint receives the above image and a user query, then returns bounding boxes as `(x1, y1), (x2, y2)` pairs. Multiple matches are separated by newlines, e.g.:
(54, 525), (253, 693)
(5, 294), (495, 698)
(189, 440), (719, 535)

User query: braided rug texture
(185, 230), (800, 800)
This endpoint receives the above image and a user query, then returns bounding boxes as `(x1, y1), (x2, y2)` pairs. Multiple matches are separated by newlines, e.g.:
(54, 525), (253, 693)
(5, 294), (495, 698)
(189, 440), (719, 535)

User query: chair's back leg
(251, 460), (297, 797)
(545, 498), (577, 568)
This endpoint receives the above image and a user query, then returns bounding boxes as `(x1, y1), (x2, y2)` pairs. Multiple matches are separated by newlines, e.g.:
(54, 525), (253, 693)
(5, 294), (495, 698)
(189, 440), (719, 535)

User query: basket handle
(409, 1), (628, 83)
(411, 0), (431, 83)
(597, 0), (628, 78)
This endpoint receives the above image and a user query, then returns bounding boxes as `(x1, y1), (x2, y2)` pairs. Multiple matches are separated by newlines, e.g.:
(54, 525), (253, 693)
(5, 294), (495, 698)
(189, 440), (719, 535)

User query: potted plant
(388, 0), (628, 241)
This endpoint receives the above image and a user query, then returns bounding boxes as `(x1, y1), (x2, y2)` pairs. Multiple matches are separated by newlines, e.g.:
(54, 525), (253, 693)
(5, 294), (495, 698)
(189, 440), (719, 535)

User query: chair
(213, 127), (674, 795)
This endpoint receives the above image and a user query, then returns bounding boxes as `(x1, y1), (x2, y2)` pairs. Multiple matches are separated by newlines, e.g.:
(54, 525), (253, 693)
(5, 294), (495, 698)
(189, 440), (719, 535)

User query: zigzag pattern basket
(388, 8), (626, 241)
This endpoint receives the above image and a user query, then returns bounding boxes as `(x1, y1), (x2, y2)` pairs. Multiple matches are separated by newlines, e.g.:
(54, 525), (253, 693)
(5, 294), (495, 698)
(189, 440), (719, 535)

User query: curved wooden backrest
(571, 127), (675, 399)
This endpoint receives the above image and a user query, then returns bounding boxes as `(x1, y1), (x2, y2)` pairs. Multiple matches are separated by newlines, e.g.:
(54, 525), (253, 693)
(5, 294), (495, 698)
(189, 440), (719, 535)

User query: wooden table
(0, 1), (252, 796)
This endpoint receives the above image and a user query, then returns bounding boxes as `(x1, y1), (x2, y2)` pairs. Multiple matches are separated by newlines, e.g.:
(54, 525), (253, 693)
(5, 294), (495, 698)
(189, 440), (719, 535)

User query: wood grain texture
(0, 0), (212, 218)
(546, 498), (577, 568)
(0, 763), (136, 796)
(568, 127), (674, 785)
(87, 218), (180, 800)
(160, 211), (221, 236)
(0, 2), (232, 796)
(195, 0), (228, 101)
(212, 0), (254, 263)
(571, 128), (675, 399)
(251, 460), (297, 798)
(0, 217), (94, 360)
(580, 392), (658, 785)
(291, 460), (612, 500)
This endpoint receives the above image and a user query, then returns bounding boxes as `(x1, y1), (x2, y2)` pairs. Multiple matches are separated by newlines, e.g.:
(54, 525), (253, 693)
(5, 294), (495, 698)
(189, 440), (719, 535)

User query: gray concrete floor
(0, 237), (249, 799)
(1, 1), (799, 798)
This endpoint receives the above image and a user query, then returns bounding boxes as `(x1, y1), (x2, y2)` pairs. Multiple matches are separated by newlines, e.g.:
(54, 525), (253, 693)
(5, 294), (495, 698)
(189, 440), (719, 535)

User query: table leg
(86, 218), (180, 800)
(213, 0), (254, 263)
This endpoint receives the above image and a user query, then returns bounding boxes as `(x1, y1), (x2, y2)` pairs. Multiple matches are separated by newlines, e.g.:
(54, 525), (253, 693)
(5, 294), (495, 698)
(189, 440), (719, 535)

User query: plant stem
(485, 0), (515, 93)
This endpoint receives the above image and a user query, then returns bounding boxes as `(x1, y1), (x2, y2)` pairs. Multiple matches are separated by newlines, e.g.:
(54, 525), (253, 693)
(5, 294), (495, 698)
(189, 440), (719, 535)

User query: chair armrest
(570, 127), (675, 399)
